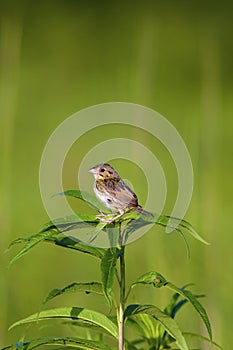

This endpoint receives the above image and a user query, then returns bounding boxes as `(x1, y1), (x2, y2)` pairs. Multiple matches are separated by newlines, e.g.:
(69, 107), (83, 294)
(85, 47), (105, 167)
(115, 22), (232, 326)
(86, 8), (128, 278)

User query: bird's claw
(96, 210), (125, 224)
(96, 212), (105, 219)
(98, 217), (115, 224)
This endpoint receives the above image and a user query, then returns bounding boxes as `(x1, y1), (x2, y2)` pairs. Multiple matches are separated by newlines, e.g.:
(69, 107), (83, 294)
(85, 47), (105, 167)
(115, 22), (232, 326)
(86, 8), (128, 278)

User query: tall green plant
(3, 191), (220, 350)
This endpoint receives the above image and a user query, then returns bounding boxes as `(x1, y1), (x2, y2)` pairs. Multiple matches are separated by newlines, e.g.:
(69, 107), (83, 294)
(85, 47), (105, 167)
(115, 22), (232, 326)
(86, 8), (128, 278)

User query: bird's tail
(136, 206), (153, 217)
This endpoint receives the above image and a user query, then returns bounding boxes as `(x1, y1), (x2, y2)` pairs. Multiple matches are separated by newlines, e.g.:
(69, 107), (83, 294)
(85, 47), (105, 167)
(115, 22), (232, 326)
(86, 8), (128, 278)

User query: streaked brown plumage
(89, 163), (151, 223)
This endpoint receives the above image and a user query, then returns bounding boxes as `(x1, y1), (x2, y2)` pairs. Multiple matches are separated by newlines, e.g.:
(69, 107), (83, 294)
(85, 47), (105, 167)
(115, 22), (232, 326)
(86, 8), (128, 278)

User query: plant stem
(118, 224), (126, 350)
(119, 245), (125, 350)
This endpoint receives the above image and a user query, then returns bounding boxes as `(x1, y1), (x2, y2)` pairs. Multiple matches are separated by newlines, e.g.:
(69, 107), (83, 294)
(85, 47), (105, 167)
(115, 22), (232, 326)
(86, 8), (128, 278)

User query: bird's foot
(96, 211), (106, 219)
(96, 209), (125, 224)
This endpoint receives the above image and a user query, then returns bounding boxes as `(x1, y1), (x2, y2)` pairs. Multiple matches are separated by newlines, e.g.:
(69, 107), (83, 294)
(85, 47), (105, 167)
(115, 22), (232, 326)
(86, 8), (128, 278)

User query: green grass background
(0, 1), (232, 348)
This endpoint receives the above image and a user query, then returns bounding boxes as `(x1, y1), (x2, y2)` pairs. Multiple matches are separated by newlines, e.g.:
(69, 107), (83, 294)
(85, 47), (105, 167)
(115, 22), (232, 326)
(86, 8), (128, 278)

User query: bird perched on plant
(89, 163), (152, 223)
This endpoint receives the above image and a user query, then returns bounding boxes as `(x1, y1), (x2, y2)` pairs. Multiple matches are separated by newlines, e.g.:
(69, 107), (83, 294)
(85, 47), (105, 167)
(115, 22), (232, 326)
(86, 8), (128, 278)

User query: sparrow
(89, 163), (151, 223)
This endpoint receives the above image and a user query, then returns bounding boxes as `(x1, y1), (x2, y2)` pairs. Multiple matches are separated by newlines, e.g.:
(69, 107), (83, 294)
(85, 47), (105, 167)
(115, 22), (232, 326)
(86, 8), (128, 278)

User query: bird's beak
(88, 166), (97, 174)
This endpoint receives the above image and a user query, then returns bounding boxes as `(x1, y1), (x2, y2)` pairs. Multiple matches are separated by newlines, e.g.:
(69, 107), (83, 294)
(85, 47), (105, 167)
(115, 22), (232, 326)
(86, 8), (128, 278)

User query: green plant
(3, 190), (220, 350)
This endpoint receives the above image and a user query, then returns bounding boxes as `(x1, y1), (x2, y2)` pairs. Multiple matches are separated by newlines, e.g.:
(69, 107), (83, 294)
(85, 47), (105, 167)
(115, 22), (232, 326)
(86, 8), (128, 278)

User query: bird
(89, 163), (152, 223)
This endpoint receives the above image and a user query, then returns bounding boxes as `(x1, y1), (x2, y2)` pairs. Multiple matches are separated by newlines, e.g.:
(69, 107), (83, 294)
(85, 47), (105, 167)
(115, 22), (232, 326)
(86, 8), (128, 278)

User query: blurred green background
(0, 0), (232, 348)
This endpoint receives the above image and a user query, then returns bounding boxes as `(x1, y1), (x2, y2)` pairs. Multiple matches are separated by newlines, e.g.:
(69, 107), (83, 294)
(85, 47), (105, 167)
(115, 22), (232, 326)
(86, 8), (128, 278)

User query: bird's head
(89, 163), (118, 181)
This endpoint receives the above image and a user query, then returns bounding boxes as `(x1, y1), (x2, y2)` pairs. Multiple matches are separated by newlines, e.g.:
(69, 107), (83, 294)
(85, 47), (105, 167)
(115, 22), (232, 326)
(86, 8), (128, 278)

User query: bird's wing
(114, 180), (138, 208)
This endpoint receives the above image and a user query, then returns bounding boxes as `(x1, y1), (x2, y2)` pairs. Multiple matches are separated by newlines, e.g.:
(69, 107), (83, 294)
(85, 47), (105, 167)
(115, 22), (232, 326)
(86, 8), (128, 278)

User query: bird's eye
(100, 168), (105, 172)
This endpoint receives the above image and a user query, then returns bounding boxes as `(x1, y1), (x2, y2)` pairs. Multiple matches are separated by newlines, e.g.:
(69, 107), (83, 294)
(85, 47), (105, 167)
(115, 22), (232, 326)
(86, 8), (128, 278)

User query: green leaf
(88, 221), (108, 244)
(183, 332), (222, 348)
(134, 213), (208, 247)
(2, 336), (112, 349)
(9, 229), (58, 265)
(62, 318), (116, 336)
(9, 307), (118, 339)
(9, 229), (105, 265)
(132, 271), (168, 289)
(129, 271), (212, 342)
(124, 304), (189, 350)
(126, 314), (157, 339)
(121, 212), (207, 256)
(42, 282), (103, 305)
(168, 293), (205, 320)
(49, 190), (208, 246)
(128, 338), (147, 349)
(41, 214), (99, 232)
(123, 215), (154, 244)
(164, 216), (210, 245)
(59, 190), (109, 213)
(53, 235), (105, 258)
(152, 215), (192, 256)
(100, 248), (117, 308)
(166, 283), (212, 341)
(169, 299), (188, 319)
(164, 283), (194, 317)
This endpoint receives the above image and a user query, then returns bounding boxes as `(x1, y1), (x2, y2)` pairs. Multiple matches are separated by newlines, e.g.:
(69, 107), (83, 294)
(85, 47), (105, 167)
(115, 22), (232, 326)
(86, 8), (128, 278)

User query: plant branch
(118, 224), (126, 350)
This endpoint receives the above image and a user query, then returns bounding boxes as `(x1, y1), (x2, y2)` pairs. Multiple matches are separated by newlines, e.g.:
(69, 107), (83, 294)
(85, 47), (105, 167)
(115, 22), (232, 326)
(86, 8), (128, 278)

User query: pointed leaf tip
(166, 283), (212, 342)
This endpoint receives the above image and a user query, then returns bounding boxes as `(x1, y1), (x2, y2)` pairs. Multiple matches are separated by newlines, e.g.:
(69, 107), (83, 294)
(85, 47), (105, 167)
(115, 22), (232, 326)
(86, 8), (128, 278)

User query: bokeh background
(0, 1), (232, 348)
